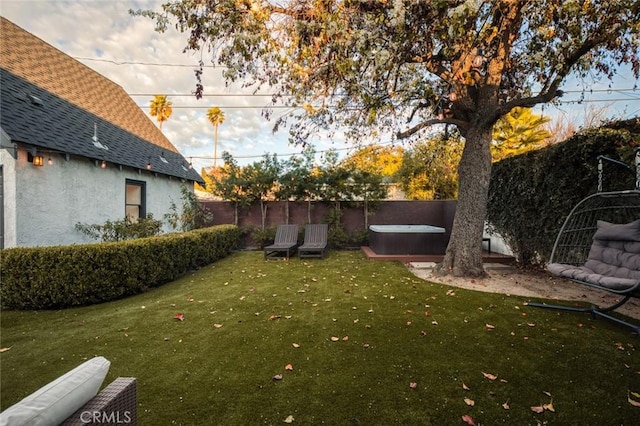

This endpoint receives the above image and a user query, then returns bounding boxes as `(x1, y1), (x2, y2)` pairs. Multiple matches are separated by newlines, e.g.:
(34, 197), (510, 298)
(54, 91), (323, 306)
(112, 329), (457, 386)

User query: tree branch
(496, 35), (604, 117)
(397, 117), (469, 139)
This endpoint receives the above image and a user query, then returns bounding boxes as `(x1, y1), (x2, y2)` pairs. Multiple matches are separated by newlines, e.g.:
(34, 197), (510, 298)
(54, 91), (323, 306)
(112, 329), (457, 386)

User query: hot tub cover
(369, 225), (445, 233)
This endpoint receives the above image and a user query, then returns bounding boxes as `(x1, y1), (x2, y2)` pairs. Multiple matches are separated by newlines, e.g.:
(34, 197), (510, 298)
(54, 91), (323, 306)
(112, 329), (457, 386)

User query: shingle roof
(0, 17), (203, 183)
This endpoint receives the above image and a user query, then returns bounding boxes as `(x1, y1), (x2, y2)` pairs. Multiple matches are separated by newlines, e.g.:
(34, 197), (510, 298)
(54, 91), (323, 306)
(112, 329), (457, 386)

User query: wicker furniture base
(61, 377), (137, 425)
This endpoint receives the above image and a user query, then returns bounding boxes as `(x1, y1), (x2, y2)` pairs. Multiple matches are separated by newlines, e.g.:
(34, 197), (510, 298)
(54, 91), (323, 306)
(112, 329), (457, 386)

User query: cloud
(1, 0), (299, 171)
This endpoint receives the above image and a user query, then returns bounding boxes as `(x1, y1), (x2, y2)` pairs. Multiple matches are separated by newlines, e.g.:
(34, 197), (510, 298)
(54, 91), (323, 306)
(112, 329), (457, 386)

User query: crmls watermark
(80, 410), (133, 424)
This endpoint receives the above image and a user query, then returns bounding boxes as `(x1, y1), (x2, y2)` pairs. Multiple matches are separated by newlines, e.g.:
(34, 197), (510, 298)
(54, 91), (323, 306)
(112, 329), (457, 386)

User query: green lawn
(1, 251), (638, 425)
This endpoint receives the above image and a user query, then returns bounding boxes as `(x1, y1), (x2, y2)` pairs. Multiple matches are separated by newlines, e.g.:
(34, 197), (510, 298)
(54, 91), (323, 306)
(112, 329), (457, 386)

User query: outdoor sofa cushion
(0, 356), (110, 426)
(547, 220), (640, 292)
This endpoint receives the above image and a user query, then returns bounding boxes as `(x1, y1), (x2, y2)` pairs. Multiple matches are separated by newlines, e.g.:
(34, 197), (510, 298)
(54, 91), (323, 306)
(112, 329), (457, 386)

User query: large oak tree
(134, 0), (640, 276)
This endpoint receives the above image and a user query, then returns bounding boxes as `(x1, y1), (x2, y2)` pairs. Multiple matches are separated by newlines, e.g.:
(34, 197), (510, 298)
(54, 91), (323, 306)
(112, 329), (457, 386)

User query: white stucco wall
(0, 143), (18, 249)
(483, 222), (514, 257)
(1, 147), (191, 248)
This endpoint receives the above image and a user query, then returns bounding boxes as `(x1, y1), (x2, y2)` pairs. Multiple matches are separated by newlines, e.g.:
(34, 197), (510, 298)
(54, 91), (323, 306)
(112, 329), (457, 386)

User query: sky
(2, 0), (639, 172)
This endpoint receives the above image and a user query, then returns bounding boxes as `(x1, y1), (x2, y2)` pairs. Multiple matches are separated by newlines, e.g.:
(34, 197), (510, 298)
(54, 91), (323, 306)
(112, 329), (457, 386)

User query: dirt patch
(408, 264), (640, 320)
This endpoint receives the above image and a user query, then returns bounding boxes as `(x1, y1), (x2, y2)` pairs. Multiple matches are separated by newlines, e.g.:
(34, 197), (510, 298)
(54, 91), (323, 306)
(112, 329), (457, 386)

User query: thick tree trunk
(435, 125), (493, 277)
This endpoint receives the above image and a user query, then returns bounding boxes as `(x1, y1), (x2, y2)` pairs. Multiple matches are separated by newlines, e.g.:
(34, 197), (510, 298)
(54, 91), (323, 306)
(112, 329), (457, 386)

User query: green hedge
(0, 225), (240, 310)
(487, 122), (638, 265)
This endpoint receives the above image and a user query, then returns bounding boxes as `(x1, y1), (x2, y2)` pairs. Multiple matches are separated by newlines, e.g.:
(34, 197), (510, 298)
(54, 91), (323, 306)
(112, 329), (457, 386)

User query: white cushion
(0, 356), (110, 426)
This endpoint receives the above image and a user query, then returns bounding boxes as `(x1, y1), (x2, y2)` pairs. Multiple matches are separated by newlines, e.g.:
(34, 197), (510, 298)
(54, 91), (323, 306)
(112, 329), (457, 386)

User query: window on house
(125, 180), (146, 221)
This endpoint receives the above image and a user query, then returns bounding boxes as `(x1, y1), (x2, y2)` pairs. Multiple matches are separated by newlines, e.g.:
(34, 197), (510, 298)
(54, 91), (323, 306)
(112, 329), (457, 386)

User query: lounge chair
(264, 224), (299, 260)
(298, 224), (329, 259)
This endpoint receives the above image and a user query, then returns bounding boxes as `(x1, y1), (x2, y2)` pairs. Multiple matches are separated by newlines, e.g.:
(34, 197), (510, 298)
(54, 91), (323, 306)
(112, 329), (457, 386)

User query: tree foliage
(397, 136), (463, 200)
(204, 149), (387, 233)
(133, 1), (639, 276)
(340, 145), (404, 177)
(491, 107), (551, 161)
(210, 152), (251, 225)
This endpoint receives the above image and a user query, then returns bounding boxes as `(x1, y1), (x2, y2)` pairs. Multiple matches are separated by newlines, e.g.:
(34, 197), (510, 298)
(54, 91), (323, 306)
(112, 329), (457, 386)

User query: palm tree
(207, 106), (225, 167)
(149, 95), (173, 130)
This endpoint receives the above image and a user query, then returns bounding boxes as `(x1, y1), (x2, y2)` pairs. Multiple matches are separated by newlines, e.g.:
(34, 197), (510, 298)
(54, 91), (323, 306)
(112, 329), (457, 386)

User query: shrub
(75, 214), (163, 242)
(0, 225), (240, 310)
(165, 184), (214, 231)
(250, 225), (277, 249)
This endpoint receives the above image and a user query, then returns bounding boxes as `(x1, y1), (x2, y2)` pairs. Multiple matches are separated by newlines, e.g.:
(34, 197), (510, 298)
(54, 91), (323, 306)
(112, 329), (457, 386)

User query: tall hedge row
(0, 225), (240, 310)
(487, 121), (638, 265)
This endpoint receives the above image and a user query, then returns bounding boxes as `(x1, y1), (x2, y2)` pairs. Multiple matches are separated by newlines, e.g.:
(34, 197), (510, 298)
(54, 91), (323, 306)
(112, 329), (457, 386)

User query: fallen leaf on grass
(269, 315), (282, 321)
(273, 374), (283, 381)
(330, 336), (340, 342)
(628, 390), (640, 407)
(285, 364), (294, 371)
(213, 323), (223, 328)
(486, 323), (495, 330)
(543, 401), (555, 412)
(482, 372), (497, 380)
(292, 343), (300, 348)
(174, 313), (185, 321)
(464, 398), (475, 406)
(530, 406), (545, 413)
(409, 382), (418, 389)
(462, 383), (470, 391)
(284, 415), (294, 423)
(502, 400), (510, 410)
(0, 347), (12, 353)
(461, 414), (476, 425)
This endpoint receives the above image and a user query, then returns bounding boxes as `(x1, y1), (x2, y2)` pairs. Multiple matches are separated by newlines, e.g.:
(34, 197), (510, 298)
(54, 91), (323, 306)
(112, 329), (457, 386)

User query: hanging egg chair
(528, 148), (640, 334)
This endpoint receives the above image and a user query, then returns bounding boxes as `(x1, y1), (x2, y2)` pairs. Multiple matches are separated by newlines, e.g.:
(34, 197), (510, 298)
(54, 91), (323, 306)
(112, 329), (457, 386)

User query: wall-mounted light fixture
(101, 160), (107, 169)
(146, 159), (152, 170)
(32, 154), (44, 166)
(47, 157), (53, 166)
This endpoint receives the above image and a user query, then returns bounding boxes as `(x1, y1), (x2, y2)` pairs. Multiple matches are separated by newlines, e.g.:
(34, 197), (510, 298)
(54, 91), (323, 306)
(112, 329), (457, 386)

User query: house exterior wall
(1, 147), (187, 248)
(0, 141), (18, 249)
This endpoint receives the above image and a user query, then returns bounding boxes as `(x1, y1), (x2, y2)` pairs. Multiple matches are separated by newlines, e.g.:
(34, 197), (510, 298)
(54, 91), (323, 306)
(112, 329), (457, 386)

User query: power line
(129, 88), (639, 98)
(77, 56), (638, 99)
(137, 97), (639, 110)
(74, 56), (216, 68)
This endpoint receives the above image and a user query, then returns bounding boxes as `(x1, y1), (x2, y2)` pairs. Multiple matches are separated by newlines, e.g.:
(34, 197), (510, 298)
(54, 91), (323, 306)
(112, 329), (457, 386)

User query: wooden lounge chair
(264, 224), (299, 260)
(299, 224), (329, 259)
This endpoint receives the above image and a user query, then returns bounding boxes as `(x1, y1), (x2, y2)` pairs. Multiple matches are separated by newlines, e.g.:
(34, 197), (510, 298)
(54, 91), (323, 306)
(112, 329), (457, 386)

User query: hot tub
(368, 225), (446, 255)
